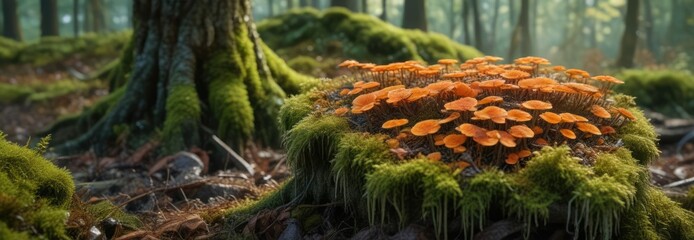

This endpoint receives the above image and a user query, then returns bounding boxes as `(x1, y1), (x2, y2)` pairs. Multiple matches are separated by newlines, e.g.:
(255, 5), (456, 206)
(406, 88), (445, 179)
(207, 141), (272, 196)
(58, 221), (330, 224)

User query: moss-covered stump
(227, 56), (694, 239)
(615, 69), (694, 118)
(0, 133), (75, 239)
(49, 0), (316, 158)
(257, 7), (482, 66)
(0, 31), (130, 66)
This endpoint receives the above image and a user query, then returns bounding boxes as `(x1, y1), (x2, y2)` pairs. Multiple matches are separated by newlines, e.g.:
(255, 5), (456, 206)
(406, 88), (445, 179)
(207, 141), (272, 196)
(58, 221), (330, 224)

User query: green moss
(0, 84), (32, 103)
(0, 36), (24, 63)
(161, 84), (201, 154)
(332, 133), (394, 216)
(285, 115), (349, 203)
(0, 80), (97, 104)
(0, 135), (74, 240)
(261, 42), (319, 93)
(613, 98), (660, 164)
(458, 169), (512, 239)
(620, 187), (694, 240)
(278, 93), (314, 134)
(12, 31), (131, 66)
(258, 7), (482, 65)
(516, 146), (591, 196)
(616, 70), (694, 118)
(287, 56), (321, 75)
(365, 159), (461, 238)
(85, 201), (142, 229)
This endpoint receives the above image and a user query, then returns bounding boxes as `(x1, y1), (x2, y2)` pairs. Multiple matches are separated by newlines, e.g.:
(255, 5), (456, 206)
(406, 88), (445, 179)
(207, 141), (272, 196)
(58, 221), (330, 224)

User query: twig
(664, 176), (694, 188)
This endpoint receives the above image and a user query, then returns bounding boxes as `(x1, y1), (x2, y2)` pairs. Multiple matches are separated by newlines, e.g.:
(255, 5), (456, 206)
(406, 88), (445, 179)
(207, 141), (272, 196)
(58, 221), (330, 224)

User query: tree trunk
(489, 0), (500, 53)
(509, 0), (531, 59)
(643, 0), (657, 57)
(268, 0), (274, 16)
(402, 0), (427, 31)
(448, 0), (455, 37)
(2, 0), (22, 41)
(300, 0), (309, 7)
(311, 0), (320, 9)
(471, 0), (484, 52)
(40, 0), (60, 37)
(73, 0), (79, 37)
(380, 0), (387, 21)
(616, 0), (639, 68)
(53, 0), (308, 160)
(362, 0), (368, 13)
(84, 0), (107, 33)
(509, 0), (515, 26)
(287, 0), (294, 9)
(331, 0), (358, 12)
(462, 0), (471, 44)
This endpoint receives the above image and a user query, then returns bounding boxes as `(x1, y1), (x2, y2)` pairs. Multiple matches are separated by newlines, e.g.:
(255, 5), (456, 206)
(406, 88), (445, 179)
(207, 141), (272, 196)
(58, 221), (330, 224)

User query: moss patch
(0, 134), (75, 239)
(615, 70), (694, 118)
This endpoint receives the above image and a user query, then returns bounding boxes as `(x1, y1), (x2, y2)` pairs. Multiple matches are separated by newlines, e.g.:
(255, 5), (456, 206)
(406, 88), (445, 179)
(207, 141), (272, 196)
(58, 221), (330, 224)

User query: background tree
(53, 0), (309, 159)
(2, 0), (22, 41)
(73, 0), (79, 37)
(84, 0), (107, 33)
(402, 0), (427, 31)
(330, 0), (358, 12)
(470, 0), (484, 52)
(616, 0), (639, 68)
(461, 0), (471, 44)
(40, 0), (59, 37)
(509, 0), (531, 59)
(380, 0), (387, 21)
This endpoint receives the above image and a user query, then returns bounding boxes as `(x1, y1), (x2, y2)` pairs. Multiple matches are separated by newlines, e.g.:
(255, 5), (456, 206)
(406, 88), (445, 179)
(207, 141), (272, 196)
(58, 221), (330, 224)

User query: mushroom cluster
(331, 56), (633, 171)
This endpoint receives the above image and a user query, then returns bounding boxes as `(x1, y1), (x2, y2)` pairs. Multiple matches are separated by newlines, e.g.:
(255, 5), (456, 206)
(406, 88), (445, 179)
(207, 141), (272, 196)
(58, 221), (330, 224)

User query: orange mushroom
(439, 112), (461, 124)
(500, 69), (531, 80)
(411, 120), (442, 136)
(509, 125), (535, 138)
(478, 96), (504, 105)
(559, 113), (578, 123)
(457, 123), (485, 137)
(563, 82), (598, 93)
(386, 138), (400, 148)
(361, 81), (381, 89)
(518, 77), (557, 89)
(386, 88), (413, 104)
(576, 122), (602, 135)
(507, 109), (533, 122)
(518, 150), (532, 158)
(444, 97), (478, 112)
(443, 134), (467, 148)
(521, 100), (553, 110)
(425, 80), (455, 95)
(593, 75), (624, 84)
(532, 126), (544, 135)
(478, 79), (506, 88)
(473, 131), (500, 146)
(351, 93), (378, 114)
(474, 106), (508, 124)
(382, 119), (409, 129)
(590, 105), (611, 119)
(506, 153), (520, 165)
(560, 129), (577, 139)
(406, 87), (430, 102)
(600, 126), (616, 135)
(453, 82), (478, 97)
(438, 59), (459, 65)
(615, 107), (636, 120)
(498, 131), (517, 147)
(539, 112), (562, 124)
(534, 138), (549, 146)
(427, 152), (442, 162)
(335, 107), (349, 116)
(338, 59), (359, 68)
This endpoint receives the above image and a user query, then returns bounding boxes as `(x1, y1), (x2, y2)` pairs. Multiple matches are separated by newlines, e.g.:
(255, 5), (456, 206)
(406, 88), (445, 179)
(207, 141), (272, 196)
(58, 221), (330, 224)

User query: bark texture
(84, 0), (108, 33)
(616, 0), (639, 68)
(509, 0), (531, 59)
(2, 0), (21, 41)
(40, 0), (60, 37)
(402, 0), (427, 31)
(53, 0), (306, 158)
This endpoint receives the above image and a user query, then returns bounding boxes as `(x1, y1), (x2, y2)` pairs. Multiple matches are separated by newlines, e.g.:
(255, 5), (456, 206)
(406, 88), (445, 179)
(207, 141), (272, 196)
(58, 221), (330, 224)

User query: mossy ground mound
(615, 69), (694, 118)
(0, 31), (130, 66)
(0, 79), (99, 104)
(257, 7), (482, 76)
(223, 57), (694, 239)
(0, 134), (75, 239)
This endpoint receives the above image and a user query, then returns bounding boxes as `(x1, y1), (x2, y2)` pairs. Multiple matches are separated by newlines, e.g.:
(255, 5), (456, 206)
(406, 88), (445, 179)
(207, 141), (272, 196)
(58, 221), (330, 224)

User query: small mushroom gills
(521, 100), (553, 110)
(615, 107), (637, 121)
(411, 120), (442, 136)
(507, 109), (533, 122)
(590, 105), (611, 119)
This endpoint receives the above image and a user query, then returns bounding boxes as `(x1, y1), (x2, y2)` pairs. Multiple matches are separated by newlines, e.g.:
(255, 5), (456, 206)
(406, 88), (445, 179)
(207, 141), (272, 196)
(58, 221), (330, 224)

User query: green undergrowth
(0, 133), (75, 239)
(615, 69), (694, 118)
(0, 31), (131, 66)
(220, 89), (694, 239)
(0, 79), (100, 104)
(258, 7), (482, 65)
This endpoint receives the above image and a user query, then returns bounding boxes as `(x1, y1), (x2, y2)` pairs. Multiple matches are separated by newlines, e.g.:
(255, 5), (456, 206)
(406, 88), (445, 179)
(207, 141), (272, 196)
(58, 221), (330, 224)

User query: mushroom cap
(615, 107), (636, 120)
(478, 96), (504, 105)
(515, 56), (550, 65)
(453, 146), (467, 153)
(590, 105), (611, 119)
(576, 122), (602, 135)
(509, 125), (535, 138)
(500, 69), (531, 80)
(507, 109), (533, 122)
(552, 65), (566, 72)
(534, 138), (549, 146)
(335, 107), (349, 116)
(434, 134), (446, 146)
(521, 100), (553, 110)
(339, 88), (350, 95)
(593, 75), (624, 84)
(518, 150), (532, 158)
(427, 152), (442, 161)
(518, 77), (557, 89)
(407, 87), (430, 102)
(474, 106), (508, 124)
(338, 59), (359, 68)
(506, 153), (520, 165)
(351, 93), (378, 113)
(600, 126), (616, 135)
(478, 79), (506, 88)
(411, 120), (442, 136)
(348, 87), (364, 95)
(439, 112), (461, 124)
(438, 59), (459, 65)
(498, 131), (517, 147)
(532, 126), (544, 135)
(473, 131), (500, 146)
(386, 138), (400, 148)
(373, 85), (406, 99)
(457, 123), (485, 137)
(551, 85), (578, 94)
(444, 97), (478, 111)
(453, 82), (478, 97)
(425, 80), (455, 94)
(386, 88), (412, 104)
(483, 56), (504, 62)
(382, 119), (409, 129)
(564, 82), (598, 93)
(539, 112), (562, 124)
(444, 134), (467, 148)
(565, 69), (590, 78)
(560, 129), (577, 139)
(361, 81), (381, 89)
(559, 113), (578, 123)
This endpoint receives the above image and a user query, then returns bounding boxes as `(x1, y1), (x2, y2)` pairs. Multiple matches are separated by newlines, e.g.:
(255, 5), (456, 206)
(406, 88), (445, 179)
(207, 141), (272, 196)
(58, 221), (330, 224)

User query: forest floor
(2, 57), (694, 238)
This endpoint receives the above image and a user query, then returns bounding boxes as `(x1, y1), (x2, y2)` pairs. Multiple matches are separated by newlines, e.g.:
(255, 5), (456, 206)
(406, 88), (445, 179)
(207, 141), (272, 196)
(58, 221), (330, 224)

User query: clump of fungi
(333, 56), (632, 171)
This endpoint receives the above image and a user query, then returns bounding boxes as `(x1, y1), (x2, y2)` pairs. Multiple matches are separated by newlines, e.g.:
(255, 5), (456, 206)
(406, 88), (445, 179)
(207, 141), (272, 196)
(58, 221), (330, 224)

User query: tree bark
(380, 0), (388, 21)
(643, 0), (657, 57)
(489, 0), (500, 52)
(402, 0), (427, 31)
(471, 0), (484, 52)
(287, 0), (294, 9)
(330, 0), (358, 12)
(448, 0), (455, 37)
(73, 0), (79, 37)
(509, 0), (531, 59)
(616, 0), (639, 68)
(2, 0), (22, 41)
(40, 0), (60, 37)
(84, 0), (108, 33)
(462, 0), (471, 44)
(268, 0), (274, 16)
(53, 0), (307, 160)
(300, 0), (309, 7)
(362, 0), (368, 13)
